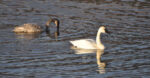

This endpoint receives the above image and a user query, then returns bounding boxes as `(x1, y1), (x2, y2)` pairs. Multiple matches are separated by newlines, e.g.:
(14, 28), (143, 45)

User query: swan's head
(99, 26), (109, 34)
(45, 18), (60, 35)
(45, 18), (59, 27)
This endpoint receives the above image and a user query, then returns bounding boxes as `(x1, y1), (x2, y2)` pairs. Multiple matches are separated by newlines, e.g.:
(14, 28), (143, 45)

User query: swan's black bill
(105, 28), (110, 34)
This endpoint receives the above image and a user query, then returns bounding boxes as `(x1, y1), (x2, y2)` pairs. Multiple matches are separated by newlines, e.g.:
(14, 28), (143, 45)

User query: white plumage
(70, 39), (97, 49)
(70, 26), (109, 50)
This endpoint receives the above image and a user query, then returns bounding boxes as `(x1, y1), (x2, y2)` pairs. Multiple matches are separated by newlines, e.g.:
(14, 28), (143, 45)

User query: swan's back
(70, 39), (97, 49)
(13, 23), (42, 33)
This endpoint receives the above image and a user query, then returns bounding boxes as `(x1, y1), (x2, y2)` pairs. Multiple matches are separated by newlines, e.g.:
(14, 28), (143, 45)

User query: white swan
(70, 26), (109, 49)
(13, 18), (59, 34)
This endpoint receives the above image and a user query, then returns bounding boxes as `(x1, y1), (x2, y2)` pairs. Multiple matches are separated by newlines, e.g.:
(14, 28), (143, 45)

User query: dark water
(0, 0), (150, 78)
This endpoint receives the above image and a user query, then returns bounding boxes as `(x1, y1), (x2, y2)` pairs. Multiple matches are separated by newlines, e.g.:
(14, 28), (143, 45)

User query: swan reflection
(71, 47), (106, 74)
(14, 32), (41, 40)
(14, 30), (59, 40)
(46, 31), (59, 41)
(96, 49), (105, 74)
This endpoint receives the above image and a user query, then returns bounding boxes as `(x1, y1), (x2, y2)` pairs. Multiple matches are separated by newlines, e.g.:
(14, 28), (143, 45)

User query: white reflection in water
(71, 47), (105, 74)
(96, 49), (105, 74)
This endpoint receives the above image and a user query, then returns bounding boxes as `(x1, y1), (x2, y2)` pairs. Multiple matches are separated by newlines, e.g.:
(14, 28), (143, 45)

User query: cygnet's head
(45, 18), (60, 35)
(100, 26), (110, 34)
(46, 18), (59, 27)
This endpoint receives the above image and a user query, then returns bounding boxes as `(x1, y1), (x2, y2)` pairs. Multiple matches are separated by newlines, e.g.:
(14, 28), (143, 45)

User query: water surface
(0, 0), (150, 78)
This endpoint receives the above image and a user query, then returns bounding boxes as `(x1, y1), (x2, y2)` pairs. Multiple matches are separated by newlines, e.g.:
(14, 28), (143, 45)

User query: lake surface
(0, 0), (150, 78)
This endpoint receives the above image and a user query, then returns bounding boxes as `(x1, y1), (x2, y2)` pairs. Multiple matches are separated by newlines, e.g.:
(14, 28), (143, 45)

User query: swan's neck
(96, 29), (104, 49)
(56, 21), (60, 36)
(45, 25), (49, 33)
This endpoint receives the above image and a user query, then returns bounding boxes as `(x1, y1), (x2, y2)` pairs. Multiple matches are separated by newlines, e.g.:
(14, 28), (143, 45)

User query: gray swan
(13, 18), (59, 35)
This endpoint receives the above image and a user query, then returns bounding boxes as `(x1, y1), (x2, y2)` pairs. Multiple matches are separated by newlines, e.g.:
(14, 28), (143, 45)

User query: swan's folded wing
(70, 39), (97, 49)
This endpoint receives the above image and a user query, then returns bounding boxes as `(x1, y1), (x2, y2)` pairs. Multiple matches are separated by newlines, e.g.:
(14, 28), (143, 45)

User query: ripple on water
(0, 0), (150, 78)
